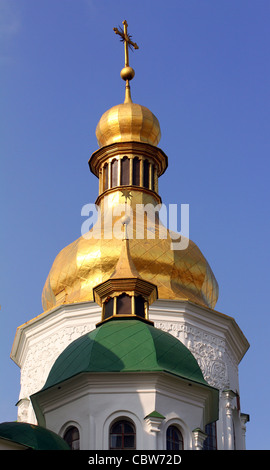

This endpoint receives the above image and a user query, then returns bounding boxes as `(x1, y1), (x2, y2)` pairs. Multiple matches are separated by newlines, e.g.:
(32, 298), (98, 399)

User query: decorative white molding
(222, 389), (237, 450)
(154, 319), (230, 390)
(11, 302), (101, 422)
(240, 413), (250, 450)
(144, 414), (165, 433)
(20, 322), (97, 399)
(192, 428), (207, 450)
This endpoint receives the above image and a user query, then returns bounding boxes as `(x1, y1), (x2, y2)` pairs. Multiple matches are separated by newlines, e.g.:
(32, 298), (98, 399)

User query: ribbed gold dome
(96, 101), (161, 148)
(95, 20), (161, 149)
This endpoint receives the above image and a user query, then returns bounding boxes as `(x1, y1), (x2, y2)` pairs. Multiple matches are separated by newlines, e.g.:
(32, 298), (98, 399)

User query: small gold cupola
(94, 204), (158, 326)
(95, 20), (161, 148)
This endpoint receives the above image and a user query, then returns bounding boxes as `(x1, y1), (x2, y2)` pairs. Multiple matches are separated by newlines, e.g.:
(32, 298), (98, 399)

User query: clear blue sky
(1, 0), (269, 450)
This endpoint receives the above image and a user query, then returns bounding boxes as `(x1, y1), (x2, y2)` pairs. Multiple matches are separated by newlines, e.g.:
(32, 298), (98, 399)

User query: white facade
(33, 372), (215, 450)
(11, 298), (249, 450)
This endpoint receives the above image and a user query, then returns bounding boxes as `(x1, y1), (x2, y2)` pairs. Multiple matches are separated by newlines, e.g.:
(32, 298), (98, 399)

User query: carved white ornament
(18, 315), (238, 422)
(20, 323), (96, 400)
(154, 320), (232, 390)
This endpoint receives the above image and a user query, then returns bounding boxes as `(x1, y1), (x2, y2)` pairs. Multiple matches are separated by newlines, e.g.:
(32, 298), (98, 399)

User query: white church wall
(35, 373), (210, 450)
(11, 302), (101, 424)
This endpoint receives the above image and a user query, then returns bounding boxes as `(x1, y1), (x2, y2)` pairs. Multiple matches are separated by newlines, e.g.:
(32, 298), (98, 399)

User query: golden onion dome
(41, 219), (218, 312)
(96, 100), (161, 148)
(96, 22), (161, 148)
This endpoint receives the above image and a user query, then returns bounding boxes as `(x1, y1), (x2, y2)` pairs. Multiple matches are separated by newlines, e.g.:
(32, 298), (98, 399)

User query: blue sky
(1, 0), (269, 450)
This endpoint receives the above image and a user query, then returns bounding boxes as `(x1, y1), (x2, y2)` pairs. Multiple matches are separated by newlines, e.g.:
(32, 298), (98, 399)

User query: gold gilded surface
(95, 20), (161, 149)
(42, 190), (219, 312)
(96, 102), (161, 148)
(93, 233), (158, 308)
(89, 141), (168, 181)
(109, 237), (141, 280)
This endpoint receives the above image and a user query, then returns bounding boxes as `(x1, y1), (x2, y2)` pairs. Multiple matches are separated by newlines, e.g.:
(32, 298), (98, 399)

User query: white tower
(8, 21), (249, 451)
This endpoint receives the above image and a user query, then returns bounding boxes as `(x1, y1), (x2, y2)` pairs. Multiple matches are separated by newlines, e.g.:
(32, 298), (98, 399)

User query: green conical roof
(42, 320), (210, 390)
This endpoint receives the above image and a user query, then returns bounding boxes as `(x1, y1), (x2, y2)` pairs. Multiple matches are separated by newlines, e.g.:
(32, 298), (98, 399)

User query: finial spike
(124, 82), (132, 103)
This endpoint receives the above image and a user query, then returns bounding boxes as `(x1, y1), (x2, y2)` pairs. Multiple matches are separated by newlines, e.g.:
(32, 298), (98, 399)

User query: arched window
(143, 159), (149, 189)
(132, 157), (140, 186)
(166, 425), (184, 450)
(203, 422), (217, 450)
(121, 156), (130, 186)
(151, 165), (155, 191)
(103, 163), (108, 190)
(109, 419), (136, 450)
(63, 426), (80, 450)
(111, 159), (118, 187)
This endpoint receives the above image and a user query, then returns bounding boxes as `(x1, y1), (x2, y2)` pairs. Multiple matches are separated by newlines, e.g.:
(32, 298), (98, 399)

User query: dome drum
(89, 141), (168, 203)
(95, 185), (162, 210)
(96, 293), (154, 326)
(89, 141), (168, 179)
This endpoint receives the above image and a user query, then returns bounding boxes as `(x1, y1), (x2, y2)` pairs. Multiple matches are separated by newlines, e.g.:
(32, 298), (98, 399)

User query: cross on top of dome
(113, 20), (139, 68)
(113, 20), (139, 103)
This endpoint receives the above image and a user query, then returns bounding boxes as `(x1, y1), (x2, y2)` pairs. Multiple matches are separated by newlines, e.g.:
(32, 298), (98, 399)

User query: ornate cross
(113, 20), (139, 67)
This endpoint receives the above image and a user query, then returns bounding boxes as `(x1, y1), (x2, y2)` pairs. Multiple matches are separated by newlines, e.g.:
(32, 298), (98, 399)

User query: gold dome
(42, 211), (218, 312)
(96, 100), (161, 148)
(95, 20), (160, 149)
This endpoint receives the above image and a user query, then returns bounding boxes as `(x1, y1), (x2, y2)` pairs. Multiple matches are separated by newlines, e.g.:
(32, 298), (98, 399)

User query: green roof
(0, 422), (70, 450)
(42, 319), (211, 390)
(145, 411), (166, 420)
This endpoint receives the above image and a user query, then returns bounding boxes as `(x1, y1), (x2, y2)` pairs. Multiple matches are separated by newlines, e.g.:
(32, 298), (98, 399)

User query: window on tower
(134, 295), (145, 318)
(101, 156), (157, 193)
(109, 419), (136, 450)
(166, 425), (184, 450)
(143, 159), (149, 189)
(63, 426), (80, 450)
(151, 165), (155, 191)
(117, 293), (132, 315)
(104, 297), (114, 319)
(104, 163), (108, 190)
(121, 156), (130, 186)
(203, 422), (217, 450)
(132, 157), (140, 186)
(111, 158), (118, 187)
